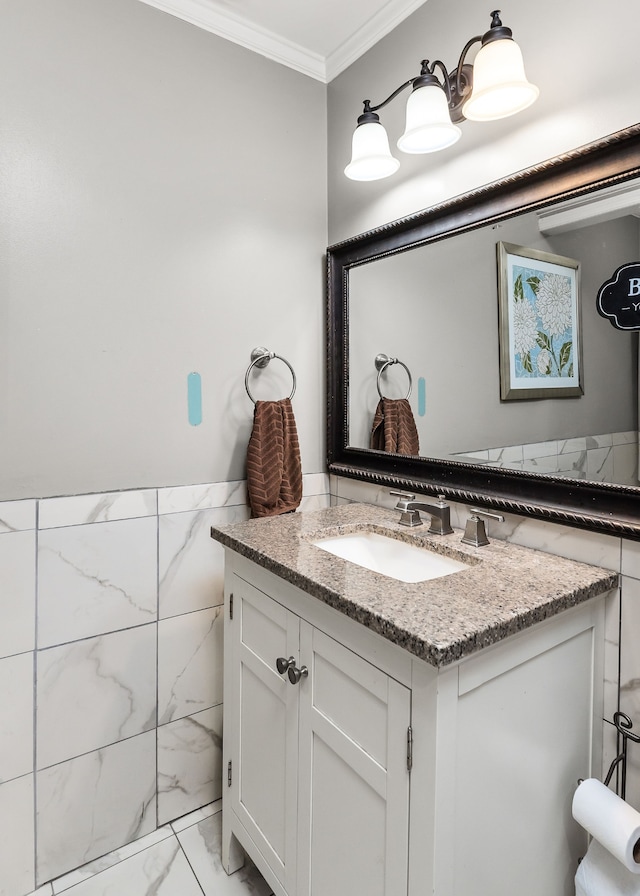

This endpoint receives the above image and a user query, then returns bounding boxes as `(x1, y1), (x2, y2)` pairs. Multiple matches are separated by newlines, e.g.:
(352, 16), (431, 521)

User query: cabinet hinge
(407, 726), (413, 772)
(227, 760), (232, 787)
(229, 593), (234, 619)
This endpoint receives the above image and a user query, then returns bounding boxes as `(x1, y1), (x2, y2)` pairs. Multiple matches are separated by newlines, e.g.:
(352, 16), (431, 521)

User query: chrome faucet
(391, 491), (453, 534)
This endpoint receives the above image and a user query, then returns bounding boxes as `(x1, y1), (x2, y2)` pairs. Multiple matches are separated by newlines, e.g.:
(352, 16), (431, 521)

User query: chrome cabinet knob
(276, 656), (295, 675)
(287, 664), (308, 685)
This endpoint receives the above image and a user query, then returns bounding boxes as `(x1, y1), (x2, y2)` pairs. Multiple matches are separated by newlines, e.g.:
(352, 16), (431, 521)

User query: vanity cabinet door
(227, 577), (300, 893)
(296, 624), (411, 896)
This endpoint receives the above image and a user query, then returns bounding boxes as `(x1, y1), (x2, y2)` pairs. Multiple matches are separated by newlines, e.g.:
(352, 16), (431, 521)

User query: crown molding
(138, 0), (429, 84)
(137, 0), (326, 81)
(326, 0), (428, 81)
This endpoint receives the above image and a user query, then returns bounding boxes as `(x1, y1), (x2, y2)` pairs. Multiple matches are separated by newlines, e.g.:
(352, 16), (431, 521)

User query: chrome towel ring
(375, 353), (413, 400)
(245, 346), (297, 404)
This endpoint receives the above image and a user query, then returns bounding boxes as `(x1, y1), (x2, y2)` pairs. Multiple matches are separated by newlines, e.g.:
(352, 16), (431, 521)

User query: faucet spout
(392, 492), (453, 534)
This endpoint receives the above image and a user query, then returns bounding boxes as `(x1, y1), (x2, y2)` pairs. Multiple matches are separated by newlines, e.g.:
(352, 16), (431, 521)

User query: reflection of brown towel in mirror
(371, 398), (420, 455)
(247, 398), (303, 518)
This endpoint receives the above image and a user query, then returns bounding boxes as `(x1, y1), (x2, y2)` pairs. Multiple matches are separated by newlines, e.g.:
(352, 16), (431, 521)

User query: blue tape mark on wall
(187, 372), (202, 426)
(417, 377), (426, 416)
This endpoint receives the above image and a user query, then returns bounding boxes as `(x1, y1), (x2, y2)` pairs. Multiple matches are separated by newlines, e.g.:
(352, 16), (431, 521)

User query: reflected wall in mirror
(327, 125), (640, 538)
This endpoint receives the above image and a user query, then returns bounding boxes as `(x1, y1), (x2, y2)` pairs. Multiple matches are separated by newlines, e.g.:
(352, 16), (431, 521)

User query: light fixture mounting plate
(447, 63), (473, 123)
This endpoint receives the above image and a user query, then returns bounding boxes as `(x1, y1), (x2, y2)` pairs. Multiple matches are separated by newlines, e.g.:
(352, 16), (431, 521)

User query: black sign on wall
(597, 262), (640, 330)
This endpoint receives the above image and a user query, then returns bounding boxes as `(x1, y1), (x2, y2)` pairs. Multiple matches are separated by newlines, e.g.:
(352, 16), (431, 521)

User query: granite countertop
(210, 503), (618, 668)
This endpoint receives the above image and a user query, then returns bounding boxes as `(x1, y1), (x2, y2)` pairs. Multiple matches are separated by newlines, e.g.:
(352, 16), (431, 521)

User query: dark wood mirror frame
(327, 124), (640, 540)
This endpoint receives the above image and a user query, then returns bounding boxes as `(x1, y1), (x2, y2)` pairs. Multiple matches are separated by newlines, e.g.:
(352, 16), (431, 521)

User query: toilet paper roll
(576, 839), (640, 896)
(573, 778), (640, 874)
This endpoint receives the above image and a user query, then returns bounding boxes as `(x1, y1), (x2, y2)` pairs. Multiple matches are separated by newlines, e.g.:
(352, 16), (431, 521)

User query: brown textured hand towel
(247, 398), (303, 518)
(371, 398), (420, 455)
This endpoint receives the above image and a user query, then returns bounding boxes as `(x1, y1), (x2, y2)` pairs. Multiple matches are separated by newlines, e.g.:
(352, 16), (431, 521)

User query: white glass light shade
(397, 83), (462, 154)
(344, 121), (400, 181)
(462, 38), (539, 121)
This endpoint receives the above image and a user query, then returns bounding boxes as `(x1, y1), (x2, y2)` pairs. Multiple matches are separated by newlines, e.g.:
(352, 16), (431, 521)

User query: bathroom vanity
(210, 503), (617, 896)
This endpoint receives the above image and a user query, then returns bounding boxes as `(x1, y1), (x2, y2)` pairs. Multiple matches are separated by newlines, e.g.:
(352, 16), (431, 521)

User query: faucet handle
(469, 508), (505, 523)
(391, 490), (415, 507)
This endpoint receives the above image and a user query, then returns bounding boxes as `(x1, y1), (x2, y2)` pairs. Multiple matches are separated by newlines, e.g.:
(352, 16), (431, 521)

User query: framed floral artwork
(497, 242), (583, 401)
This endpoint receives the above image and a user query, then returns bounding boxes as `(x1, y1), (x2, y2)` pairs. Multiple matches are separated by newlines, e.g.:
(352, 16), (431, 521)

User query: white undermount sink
(311, 530), (469, 583)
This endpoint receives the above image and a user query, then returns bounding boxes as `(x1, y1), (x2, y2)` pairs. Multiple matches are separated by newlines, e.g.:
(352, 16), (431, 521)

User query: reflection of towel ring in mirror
(245, 346), (297, 404)
(375, 353), (412, 400)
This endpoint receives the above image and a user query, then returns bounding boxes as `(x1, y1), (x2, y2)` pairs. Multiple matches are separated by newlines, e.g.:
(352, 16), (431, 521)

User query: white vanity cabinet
(221, 551), (606, 896)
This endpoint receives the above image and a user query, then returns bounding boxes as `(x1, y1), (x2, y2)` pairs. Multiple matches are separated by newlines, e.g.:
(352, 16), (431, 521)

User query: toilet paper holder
(602, 711), (640, 800)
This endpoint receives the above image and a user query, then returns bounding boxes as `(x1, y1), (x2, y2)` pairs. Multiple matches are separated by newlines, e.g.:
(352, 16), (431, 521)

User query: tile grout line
(171, 830), (207, 896)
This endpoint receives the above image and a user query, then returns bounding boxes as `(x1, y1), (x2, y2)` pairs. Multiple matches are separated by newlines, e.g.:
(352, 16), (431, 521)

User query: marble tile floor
(27, 802), (273, 896)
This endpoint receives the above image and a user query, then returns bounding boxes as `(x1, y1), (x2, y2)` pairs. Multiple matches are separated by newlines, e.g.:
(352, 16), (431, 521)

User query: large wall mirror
(327, 124), (640, 539)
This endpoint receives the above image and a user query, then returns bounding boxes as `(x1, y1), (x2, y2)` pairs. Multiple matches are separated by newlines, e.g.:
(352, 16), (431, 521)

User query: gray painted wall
(0, 0), (327, 500)
(349, 214), (638, 457)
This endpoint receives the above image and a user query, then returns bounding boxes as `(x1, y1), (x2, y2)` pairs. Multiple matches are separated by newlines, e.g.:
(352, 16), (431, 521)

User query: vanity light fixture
(344, 9), (538, 182)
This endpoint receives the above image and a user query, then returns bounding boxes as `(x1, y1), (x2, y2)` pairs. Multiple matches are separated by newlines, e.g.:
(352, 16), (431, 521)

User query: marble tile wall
(0, 474), (331, 896)
(455, 430), (638, 485)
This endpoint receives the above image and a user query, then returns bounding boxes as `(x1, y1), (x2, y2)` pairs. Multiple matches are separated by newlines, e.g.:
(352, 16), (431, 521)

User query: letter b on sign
(628, 278), (640, 296)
